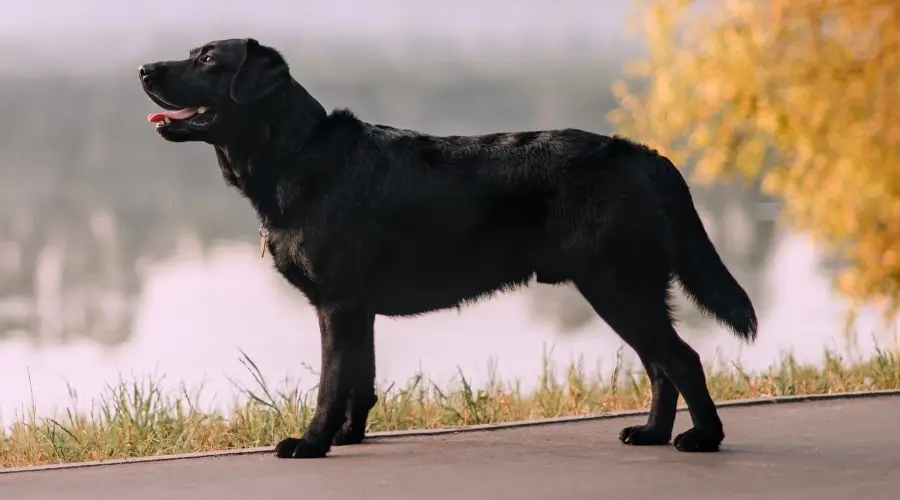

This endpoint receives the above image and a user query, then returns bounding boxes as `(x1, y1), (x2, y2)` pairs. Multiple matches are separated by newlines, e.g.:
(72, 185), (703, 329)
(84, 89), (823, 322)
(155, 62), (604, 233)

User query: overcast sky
(0, 1), (642, 76)
(2, 2), (632, 48)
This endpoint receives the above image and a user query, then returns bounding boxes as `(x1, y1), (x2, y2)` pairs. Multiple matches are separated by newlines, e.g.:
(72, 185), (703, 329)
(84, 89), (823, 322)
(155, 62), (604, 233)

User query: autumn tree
(610, 0), (900, 314)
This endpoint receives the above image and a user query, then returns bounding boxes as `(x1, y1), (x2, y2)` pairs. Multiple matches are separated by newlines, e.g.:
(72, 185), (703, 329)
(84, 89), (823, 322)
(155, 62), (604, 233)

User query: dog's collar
(259, 224), (270, 258)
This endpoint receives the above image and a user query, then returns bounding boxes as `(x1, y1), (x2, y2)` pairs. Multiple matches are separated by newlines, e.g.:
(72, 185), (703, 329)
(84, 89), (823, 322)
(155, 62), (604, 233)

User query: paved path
(4, 395), (900, 500)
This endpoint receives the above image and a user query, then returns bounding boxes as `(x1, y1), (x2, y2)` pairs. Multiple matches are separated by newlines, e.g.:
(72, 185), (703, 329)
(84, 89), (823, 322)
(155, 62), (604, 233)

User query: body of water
(2, 231), (892, 424)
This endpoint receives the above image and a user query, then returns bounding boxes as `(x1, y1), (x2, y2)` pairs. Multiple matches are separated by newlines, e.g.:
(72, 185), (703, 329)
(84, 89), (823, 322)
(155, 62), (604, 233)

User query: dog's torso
(223, 110), (668, 315)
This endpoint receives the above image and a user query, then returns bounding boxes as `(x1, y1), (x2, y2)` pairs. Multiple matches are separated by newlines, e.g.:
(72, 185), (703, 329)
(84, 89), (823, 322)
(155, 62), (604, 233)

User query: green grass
(3, 345), (900, 468)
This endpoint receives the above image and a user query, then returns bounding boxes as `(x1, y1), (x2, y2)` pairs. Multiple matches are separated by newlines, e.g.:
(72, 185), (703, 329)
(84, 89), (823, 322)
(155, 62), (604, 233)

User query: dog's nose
(139, 64), (165, 80)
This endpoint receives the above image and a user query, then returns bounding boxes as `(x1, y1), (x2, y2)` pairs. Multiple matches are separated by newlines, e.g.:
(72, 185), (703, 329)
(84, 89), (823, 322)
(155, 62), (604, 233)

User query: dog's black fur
(139, 38), (758, 458)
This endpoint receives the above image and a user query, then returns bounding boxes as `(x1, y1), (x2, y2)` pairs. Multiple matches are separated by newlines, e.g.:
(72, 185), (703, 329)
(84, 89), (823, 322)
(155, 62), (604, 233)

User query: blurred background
(1, 0), (895, 422)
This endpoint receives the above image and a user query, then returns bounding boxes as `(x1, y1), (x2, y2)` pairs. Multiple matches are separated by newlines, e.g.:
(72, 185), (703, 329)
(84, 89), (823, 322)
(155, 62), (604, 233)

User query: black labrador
(138, 38), (758, 458)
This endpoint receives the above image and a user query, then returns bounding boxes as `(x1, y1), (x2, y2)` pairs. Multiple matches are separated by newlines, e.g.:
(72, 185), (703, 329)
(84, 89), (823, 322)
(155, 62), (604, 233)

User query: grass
(3, 344), (900, 468)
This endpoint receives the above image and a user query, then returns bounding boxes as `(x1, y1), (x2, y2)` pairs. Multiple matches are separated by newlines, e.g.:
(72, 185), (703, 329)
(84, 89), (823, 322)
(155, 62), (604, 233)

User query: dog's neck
(215, 80), (327, 227)
(232, 80), (325, 153)
(271, 80), (327, 148)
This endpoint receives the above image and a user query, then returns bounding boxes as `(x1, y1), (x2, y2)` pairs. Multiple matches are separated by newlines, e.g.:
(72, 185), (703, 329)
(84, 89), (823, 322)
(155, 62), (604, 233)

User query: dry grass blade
(2, 345), (899, 468)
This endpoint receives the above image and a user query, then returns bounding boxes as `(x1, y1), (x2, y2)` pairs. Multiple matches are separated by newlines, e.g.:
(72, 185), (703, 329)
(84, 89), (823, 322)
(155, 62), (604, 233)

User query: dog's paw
(332, 425), (365, 446)
(618, 425), (671, 446)
(673, 427), (724, 453)
(274, 437), (329, 459)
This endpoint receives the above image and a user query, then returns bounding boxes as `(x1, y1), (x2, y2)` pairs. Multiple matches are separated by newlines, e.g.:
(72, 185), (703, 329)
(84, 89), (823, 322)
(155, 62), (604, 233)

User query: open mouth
(144, 90), (215, 131)
(147, 107), (212, 128)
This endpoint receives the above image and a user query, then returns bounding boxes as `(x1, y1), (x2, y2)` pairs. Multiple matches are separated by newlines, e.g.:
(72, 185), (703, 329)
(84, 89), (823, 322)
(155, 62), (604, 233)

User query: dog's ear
(229, 38), (290, 105)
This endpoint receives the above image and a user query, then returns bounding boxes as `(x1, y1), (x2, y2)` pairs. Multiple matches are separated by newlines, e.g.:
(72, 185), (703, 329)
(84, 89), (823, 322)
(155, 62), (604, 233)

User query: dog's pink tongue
(147, 108), (198, 123)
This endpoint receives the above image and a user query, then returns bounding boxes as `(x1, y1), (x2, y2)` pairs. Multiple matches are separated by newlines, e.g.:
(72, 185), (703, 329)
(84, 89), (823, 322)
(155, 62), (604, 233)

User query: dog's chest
(266, 228), (316, 287)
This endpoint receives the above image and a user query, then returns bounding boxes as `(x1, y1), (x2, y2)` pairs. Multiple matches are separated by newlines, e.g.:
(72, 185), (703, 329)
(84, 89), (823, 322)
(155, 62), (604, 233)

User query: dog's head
(139, 38), (292, 144)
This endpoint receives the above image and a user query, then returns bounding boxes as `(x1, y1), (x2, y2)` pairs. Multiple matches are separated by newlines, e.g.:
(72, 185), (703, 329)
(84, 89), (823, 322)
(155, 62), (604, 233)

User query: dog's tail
(648, 151), (758, 341)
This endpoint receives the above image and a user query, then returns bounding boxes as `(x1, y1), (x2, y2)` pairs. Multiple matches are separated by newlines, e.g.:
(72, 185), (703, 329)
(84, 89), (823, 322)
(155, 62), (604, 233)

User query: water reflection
(2, 232), (892, 425)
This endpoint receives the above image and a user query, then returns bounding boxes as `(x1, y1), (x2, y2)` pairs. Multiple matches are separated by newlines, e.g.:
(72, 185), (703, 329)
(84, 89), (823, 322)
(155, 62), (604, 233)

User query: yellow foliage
(611, 0), (900, 311)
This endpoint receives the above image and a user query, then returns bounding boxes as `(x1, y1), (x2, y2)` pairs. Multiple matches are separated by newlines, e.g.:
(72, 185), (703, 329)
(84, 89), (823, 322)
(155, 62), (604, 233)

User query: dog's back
(318, 120), (668, 309)
(349, 122), (755, 338)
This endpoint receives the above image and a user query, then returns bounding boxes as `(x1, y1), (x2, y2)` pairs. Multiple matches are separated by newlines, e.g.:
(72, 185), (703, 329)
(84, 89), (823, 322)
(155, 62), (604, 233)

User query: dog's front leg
(275, 304), (371, 459)
(332, 314), (377, 446)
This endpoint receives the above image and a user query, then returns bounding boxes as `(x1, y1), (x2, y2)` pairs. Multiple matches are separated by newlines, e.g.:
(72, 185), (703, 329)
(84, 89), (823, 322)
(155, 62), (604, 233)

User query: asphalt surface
(4, 396), (899, 500)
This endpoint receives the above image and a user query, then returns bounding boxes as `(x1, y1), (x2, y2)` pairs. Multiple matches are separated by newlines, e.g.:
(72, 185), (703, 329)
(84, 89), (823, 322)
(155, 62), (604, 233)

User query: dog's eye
(200, 54), (215, 64)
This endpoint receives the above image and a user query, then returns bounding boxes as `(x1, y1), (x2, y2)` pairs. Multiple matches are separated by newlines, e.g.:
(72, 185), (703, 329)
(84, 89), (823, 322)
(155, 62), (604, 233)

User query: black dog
(139, 38), (758, 458)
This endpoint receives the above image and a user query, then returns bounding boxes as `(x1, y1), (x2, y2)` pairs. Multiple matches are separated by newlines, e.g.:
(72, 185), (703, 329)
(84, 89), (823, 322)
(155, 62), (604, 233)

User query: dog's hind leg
(332, 321), (377, 446)
(619, 351), (679, 446)
(274, 305), (374, 458)
(574, 264), (724, 452)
